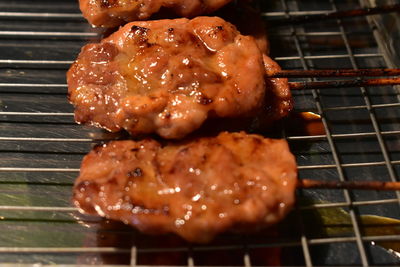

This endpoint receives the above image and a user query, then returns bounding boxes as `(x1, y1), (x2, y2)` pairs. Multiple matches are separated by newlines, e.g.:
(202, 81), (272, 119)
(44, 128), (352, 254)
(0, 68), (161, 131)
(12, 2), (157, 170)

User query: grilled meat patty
(73, 132), (298, 243)
(79, 0), (233, 27)
(67, 17), (292, 139)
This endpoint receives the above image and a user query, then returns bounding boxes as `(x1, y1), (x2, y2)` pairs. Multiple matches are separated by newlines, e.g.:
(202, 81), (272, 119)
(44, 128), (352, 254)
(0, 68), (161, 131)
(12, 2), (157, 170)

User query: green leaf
(296, 197), (400, 256)
(360, 215), (400, 256)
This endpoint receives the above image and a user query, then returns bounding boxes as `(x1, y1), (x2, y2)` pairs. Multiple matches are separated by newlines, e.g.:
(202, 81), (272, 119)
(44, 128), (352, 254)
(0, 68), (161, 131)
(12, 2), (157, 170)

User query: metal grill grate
(0, 0), (400, 266)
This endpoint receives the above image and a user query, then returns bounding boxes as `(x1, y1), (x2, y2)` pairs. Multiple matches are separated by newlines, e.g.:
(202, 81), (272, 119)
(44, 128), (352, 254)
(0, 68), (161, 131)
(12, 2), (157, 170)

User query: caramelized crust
(67, 17), (292, 139)
(80, 0), (233, 27)
(73, 132), (298, 243)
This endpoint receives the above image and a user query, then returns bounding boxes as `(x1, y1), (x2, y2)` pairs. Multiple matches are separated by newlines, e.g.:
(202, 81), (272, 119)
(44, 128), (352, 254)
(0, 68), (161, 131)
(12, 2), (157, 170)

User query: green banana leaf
(297, 197), (400, 257)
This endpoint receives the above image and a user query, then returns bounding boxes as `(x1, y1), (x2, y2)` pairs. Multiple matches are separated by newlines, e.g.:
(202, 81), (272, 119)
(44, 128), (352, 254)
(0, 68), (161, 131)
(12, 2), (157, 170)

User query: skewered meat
(73, 132), (298, 243)
(67, 17), (292, 139)
(79, 0), (233, 27)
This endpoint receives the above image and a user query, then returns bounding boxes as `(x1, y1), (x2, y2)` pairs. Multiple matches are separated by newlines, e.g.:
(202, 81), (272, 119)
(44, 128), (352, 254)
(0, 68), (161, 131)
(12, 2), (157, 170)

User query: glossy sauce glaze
(67, 17), (292, 139)
(73, 132), (298, 243)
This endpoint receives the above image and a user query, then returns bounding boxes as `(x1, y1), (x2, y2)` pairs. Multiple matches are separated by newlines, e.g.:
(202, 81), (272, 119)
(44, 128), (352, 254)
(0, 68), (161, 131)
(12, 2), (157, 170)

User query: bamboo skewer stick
(271, 4), (400, 26)
(265, 68), (400, 90)
(271, 68), (400, 78)
(298, 179), (400, 191)
(288, 77), (400, 90)
(275, 69), (400, 189)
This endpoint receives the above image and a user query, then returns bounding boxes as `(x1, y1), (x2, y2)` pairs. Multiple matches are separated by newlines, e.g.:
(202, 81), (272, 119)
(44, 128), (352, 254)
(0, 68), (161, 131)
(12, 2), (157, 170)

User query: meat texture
(73, 132), (298, 243)
(80, 0), (233, 27)
(67, 17), (292, 139)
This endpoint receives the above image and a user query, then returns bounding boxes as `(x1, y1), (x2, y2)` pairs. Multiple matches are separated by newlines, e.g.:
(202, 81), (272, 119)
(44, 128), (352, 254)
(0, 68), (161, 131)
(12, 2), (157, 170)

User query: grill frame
(0, 0), (400, 266)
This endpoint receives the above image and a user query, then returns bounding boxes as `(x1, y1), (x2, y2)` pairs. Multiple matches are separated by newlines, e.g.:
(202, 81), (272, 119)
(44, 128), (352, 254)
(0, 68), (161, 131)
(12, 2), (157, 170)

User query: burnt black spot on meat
(100, 0), (119, 8)
(130, 148), (139, 152)
(164, 112), (171, 119)
(207, 26), (224, 38)
(131, 25), (150, 35)
(199, 97), (213, 105)
(127, 167), (143, 178)
(168, 28), (174, 33)
(188, 32), (202, 46)
(131, 26), (153, 47)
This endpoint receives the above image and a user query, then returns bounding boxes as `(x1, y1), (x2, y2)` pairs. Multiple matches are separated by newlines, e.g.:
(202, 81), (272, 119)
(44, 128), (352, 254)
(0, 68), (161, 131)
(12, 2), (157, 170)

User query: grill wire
(0, 0), (400, 266)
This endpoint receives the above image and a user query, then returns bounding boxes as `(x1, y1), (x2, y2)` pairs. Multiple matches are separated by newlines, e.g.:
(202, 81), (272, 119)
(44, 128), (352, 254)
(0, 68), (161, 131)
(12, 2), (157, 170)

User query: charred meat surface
(67, 17), (292, 139)
(73, 132), (298, 243)
(80, 0), (233, 27)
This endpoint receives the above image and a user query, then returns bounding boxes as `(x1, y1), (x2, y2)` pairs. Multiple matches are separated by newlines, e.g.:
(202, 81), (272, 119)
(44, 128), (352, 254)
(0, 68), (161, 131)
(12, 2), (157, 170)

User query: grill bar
(5, 69), (400, 91)
(0, 83), (67, 87)
(0, 31), (98, 38)
(275, 53), (382, 61)
(0, 112), (73, 116)
(1, 129), (399, 142)
(298, 160), (400, 170)
(0, 168), (79, 172)
(279, 1), (314, 265)
(0, 11), (83, 19)
(2, 198), (399, 213)
(2, 101), (400, 114)
(0, 206), (77, 212)
(1, 159), (400, 172)
(0, 53), (382, 68)
(0, 235), (399, 254)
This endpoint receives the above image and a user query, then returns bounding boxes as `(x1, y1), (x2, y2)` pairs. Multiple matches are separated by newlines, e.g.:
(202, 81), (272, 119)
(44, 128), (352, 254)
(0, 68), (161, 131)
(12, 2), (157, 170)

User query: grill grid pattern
(0, 0), (400, 266)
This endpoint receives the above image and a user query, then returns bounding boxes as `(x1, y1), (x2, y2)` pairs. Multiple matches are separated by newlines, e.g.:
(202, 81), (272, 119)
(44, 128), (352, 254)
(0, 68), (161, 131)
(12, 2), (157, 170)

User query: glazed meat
(67, 17), (292, 139)
(73, 132), (298, 243)
(80, 0), (233, 27)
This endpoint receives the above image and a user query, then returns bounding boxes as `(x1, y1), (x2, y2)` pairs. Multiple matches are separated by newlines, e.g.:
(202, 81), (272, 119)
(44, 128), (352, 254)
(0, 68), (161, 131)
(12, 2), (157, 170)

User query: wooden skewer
(271, 4), (400, 26)
(271, 68), (400, 78)
(288, 77), (400, 90)
(265, 68), (400, 90)
(298, 179), (400, 191)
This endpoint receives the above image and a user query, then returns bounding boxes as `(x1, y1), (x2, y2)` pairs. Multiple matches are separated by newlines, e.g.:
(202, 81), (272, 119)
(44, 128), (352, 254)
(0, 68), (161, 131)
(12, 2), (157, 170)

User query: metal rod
(271, 4), (400, 25)
(271, 68), (400, 78)
(299, 179), (400, 191)
(289, 77), (400, 90)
